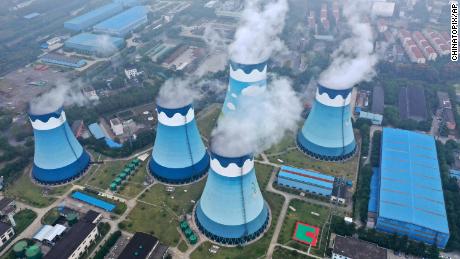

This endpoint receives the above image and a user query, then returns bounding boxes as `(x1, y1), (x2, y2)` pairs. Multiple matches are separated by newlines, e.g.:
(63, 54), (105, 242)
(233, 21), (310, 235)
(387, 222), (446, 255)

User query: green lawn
(119, 202), (181, 246)
(177, 239), (189, 252)
(139, 178), (206, 215)
(14, 209), (37, 234)
(255, 163), (275, 190)
(86, 161), (126, 191)
(272, 246), (316, 259)
(278, 200), (331, 257)
(196, 103), (221, 141)
(117, 165), (149, 198)
(41, 207), (60, 225)
(264, 132), (297, 155)
(190, 191), (285, 259)
(5, 170), (70, 208)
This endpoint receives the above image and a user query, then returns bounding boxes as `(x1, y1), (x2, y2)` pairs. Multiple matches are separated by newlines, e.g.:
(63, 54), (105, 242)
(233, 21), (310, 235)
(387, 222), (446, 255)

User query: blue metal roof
(65, 3), (123, 29)
(72, 191), (115, 212)
(65, 33), (124, 48)
(93, 6), (148, 33)
(449, 169), (460, 179)
(379, 128), (449, 234)
(88, 123), (105, 139)
(279, 165), (334, 189)
(368, 168), (380, 213)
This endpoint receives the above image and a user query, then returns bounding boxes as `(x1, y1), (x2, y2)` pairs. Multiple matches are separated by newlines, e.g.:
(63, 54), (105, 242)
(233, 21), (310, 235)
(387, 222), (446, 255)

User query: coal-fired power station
(29, 108), (90, 184)
(222, 60), (267, 115)
(195, 153), (269, 245)
(149, 103), (209, 184)
(297, 84), (356, 161)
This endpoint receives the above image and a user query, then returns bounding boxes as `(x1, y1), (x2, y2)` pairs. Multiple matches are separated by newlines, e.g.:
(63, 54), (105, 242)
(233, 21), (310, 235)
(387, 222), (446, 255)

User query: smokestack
(297, 83), (356, 161)
(195, 152), (269, 245)
(29, 107), (90, 184)
(222, 60), (268, 115)
(148, 103), (209, 184)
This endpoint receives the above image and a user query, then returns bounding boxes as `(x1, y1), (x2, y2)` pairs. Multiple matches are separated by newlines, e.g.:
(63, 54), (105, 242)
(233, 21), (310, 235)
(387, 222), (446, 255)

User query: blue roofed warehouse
(277, 166), (335, 196)
(64, 33), (125, 57)
(373, 128), (449, 248)
(64, 3), (123, 31)
(93, 6), (149, 37)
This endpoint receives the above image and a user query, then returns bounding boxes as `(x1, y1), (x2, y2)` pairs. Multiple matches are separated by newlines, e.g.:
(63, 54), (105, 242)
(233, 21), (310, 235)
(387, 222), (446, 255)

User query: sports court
(292, 221), (320, 247)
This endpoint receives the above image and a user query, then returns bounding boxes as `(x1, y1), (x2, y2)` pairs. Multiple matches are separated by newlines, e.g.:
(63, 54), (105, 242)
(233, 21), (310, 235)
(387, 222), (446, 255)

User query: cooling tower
(222, 60), (267, 115)
(195, 153), (269, 245)
(29, 108), (90, 184)
(149, 104), (209, 184)
(297, 84), (356, 161)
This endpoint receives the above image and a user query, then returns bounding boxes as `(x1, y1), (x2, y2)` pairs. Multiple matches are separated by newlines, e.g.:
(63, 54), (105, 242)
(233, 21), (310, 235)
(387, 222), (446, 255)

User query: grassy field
(178, 240), (189, 252)
(42, 207), (60, 225)
(14, 209), (37, 234)
(190, 191), (285, 259)
(5, 169), (70, 208)
(264, 132), (298, 155)
(278, 199), (331, 257)
(196, 103), (221, 141)
(139, 178), (206, 215)
(119, 202), (181, 246)
(85, 161), (126, 191)
(272, 246), (316, 259)
(117, 164), (149, 198)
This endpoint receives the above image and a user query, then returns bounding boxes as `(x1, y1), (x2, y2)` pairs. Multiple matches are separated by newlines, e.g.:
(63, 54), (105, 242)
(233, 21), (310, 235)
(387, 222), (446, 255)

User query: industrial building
(29, 108), (90, 184)
(40, 53), (87, 68)
(298, 84), (356, 161)
(64, 3), (123, 31)
(44, 210), (101, 259)
(398, 86), (428, 122)
(369, 128), (449, 248)
(195, 153), (269, 245)
(277, 166), (334, 196)
(149, 104), (209, 184)
(117, 232), (169, 259)
(332, 235), (387, 259)
(222, 60), (267, 115)
(93, 6), (149, 37)
(64, 33), (125, 57)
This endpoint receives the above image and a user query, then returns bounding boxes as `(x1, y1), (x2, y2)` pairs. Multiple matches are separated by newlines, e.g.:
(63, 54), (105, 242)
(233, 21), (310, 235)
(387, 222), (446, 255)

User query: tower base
(32, 151), (91, 185)
(297, 133), (356, 162)
(148, 153), (210, 185)
(194, 201), (270, 245)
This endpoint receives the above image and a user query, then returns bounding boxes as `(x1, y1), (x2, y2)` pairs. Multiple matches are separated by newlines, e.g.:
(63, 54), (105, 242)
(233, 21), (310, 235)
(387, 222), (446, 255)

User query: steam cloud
(211, 77), (302, 157)
(319, 0), (378, 89)
(229, 0), (289, 64)
(156, 77), (226, 109)
(29, 80), (88, 115)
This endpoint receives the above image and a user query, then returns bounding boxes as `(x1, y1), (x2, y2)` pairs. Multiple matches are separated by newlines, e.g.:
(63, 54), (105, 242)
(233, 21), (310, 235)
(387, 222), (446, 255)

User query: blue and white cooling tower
(195, 153), (269, 245)
(29, 108), (90, 184)
(297, 84), (356, 161)
(149, 104), (209, 184)
(222, 60), (267, 115)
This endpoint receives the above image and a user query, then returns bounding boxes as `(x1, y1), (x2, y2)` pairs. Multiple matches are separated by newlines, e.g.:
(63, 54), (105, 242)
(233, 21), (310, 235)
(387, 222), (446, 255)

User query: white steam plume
(29, 80), (88, 114)
(156, 77), (226, 109)
(211, 77), (302, 157)
(97, 35), (118, 56)
(319, 0), (378, 90)
(229, 0), (289, 64)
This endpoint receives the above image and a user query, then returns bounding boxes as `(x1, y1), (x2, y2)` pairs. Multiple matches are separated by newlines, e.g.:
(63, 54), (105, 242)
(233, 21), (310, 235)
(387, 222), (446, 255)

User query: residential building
(0, 222), (14, 247)
(44, 211), (101, 259)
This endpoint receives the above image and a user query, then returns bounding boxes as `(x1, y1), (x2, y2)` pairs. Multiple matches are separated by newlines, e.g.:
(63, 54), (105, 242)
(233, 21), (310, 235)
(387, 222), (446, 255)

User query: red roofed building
(399, 30), (426, 64)
(424, 30), (451, 56)
(413, 31), (437, 60)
